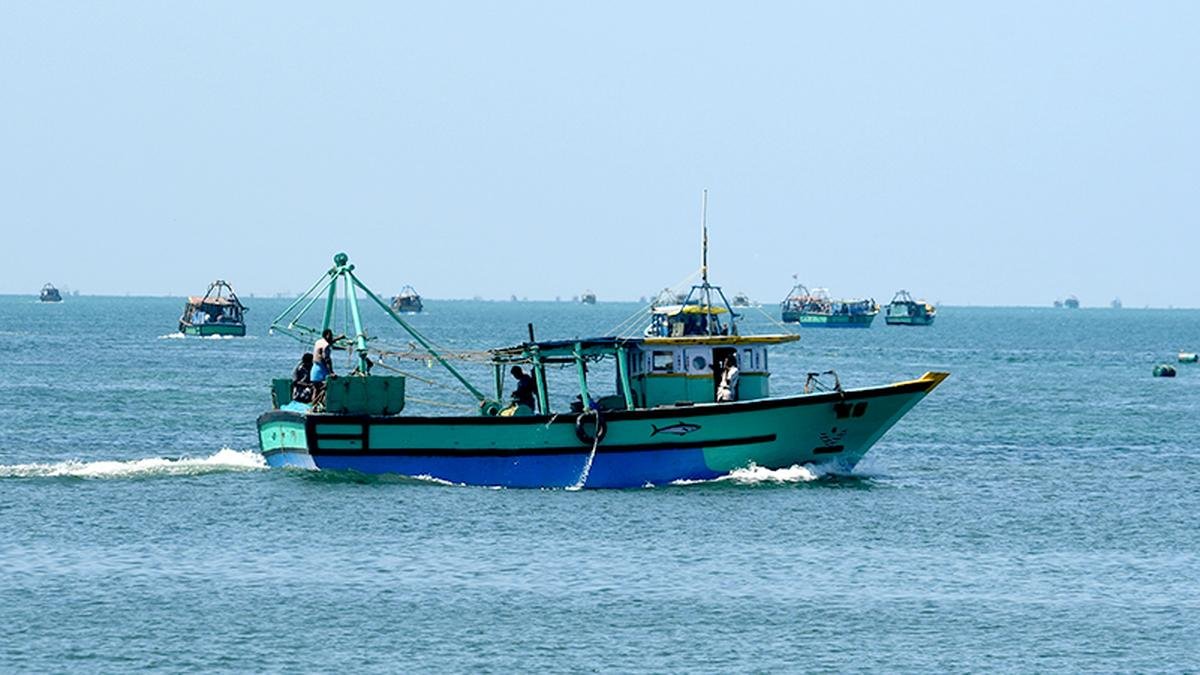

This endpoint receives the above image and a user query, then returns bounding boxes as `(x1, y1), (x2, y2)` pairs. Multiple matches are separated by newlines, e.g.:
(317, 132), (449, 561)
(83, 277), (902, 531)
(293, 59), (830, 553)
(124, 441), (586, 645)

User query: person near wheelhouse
(510, 366), (537, 412)
(717, 354), (739, 402)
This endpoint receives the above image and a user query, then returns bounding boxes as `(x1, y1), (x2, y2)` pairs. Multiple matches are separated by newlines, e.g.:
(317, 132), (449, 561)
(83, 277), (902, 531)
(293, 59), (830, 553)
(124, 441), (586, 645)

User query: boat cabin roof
(489, 334), (799, 364)
(651, 303), (728, 316)
(187, 296), (241, 306)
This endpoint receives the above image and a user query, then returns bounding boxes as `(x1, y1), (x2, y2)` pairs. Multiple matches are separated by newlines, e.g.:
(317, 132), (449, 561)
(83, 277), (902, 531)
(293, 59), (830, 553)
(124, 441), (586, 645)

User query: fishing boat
(39, 283), (62, 303)
(390, 285), (423, 314)
(651, 288), (687, 308)
(781, 282), (878, 327)
(884, 290), (936, 326)
(580, 290), (597, 305)
(1111, 298), (1122, 309)
(731, 292), (754, 308)
(1063, 296), (1080, 309)
(256, 200), (946, 488)
(178, 280), (248, 337)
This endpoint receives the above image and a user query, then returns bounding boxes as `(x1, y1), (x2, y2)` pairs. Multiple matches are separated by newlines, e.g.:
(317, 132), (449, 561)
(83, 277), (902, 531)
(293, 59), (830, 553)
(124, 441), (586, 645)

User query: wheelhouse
(487, 333), (796, 415)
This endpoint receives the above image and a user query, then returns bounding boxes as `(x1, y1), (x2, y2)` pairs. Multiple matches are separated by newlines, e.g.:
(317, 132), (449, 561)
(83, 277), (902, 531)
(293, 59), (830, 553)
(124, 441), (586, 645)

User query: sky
(1, 1), (1197, 306)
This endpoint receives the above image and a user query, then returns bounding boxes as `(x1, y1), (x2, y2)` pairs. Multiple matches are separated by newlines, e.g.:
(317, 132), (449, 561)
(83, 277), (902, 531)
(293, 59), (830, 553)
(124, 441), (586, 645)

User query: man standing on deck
(510, 366), (537, 411)
(311, 329), (344, 385)
(717, 355), (739, 402)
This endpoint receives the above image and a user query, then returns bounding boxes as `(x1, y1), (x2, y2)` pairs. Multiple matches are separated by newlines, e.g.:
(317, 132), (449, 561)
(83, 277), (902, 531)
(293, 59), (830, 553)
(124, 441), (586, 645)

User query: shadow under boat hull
(257, 372), (947, 489)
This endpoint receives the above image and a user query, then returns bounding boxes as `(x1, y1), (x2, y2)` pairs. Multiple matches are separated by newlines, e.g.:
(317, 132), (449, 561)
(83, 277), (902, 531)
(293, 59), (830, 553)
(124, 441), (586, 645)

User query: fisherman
(510, 366), (537, 411)
(311, 329), (345, 385)
(292, 352), (314, 403)
(717, 354), (739, 402)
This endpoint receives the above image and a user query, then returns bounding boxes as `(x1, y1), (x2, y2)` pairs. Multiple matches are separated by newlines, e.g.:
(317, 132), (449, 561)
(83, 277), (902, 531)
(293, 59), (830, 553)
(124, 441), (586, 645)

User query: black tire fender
(574, 410), (607, 445)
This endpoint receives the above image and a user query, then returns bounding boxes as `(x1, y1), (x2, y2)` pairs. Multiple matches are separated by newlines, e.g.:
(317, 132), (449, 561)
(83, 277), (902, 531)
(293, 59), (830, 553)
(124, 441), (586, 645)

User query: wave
(0, 448), (265, 479)
(669, 462), (825, 487)
(156, 333), (255, 340)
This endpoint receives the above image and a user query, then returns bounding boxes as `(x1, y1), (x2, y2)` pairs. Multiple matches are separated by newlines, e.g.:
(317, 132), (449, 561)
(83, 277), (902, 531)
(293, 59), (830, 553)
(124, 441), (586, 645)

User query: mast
(700, 188), (709, 285)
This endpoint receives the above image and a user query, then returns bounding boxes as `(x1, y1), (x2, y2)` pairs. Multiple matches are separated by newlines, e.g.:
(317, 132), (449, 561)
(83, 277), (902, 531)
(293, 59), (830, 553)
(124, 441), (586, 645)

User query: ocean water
(2, 296), (1198, 671)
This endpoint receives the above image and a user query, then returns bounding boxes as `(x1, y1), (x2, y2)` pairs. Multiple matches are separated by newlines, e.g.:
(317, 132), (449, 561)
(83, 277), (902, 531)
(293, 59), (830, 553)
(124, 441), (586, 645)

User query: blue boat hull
(264, 446), (721, 489)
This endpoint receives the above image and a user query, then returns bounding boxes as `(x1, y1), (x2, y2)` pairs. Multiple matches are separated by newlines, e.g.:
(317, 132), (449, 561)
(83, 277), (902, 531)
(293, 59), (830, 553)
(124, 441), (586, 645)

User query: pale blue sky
(1, 2), (1196, 306)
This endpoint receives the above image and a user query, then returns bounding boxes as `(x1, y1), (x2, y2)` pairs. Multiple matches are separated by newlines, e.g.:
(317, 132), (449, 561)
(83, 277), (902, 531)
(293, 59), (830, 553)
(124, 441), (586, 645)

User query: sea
(2, 295), (1197, 672)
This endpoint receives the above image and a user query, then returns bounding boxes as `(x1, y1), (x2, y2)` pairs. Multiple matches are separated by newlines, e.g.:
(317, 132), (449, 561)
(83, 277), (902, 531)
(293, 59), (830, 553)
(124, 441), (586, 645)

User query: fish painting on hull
(651, 422), (702, 437)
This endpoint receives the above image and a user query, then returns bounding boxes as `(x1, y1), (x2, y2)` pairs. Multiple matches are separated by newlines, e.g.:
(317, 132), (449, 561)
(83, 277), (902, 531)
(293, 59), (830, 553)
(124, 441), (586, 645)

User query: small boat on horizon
(884, 290), (936, 326)
(390, 285), (423, 314)
(39, 283), (63, 303)
(580, 290), (597, 305)
(1111, 298), (1122, 309)
(1062, 295), (1080, 309)
(178, 280), (248, 336)
(781, 281), (878, 327)
(731, 292), (755, 308)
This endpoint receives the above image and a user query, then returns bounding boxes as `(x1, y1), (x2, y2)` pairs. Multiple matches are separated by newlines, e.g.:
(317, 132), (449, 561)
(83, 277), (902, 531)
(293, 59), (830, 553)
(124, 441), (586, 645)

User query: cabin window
(652, 351), (674, 372)
(763, 350), (768, 371)
(743, 349), (754, 371)
(691, 355), (707, 371)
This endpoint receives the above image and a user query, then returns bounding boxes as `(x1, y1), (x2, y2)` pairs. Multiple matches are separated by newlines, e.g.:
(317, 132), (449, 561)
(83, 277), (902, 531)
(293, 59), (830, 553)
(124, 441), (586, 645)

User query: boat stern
(257, 410), (315, 469)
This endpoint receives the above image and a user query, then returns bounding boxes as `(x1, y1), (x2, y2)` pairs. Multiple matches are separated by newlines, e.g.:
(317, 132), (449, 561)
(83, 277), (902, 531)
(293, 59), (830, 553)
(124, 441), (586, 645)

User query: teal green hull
(781, 312), (877, 327)
(180, 323), (246, 337)
(885, 314), (936, 326)
(257, 373), (947, 488)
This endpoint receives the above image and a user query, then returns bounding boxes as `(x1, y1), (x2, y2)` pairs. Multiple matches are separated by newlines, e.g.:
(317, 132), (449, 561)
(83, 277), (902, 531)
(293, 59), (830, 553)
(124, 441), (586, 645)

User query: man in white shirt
(717, 355), (739, 402)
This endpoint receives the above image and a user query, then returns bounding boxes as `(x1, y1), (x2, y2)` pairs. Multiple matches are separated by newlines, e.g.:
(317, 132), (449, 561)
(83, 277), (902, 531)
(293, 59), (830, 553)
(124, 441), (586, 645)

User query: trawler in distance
(781, 281), (878, 327)
(179, 280), (248, 336)
(39, 283), (63, 303)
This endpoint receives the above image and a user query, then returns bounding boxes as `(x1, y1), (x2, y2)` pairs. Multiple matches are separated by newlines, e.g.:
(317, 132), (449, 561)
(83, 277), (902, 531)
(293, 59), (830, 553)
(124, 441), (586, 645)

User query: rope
(751, 304), (801, 336)
(404, 396), (478, 412)
(605, 269), (701, 337)
(569, 409), (602, 490)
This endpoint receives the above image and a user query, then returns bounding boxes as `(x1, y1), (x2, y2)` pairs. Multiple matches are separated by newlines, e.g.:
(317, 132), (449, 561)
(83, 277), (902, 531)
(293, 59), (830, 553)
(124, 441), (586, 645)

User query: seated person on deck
(292, 353), (314, 403)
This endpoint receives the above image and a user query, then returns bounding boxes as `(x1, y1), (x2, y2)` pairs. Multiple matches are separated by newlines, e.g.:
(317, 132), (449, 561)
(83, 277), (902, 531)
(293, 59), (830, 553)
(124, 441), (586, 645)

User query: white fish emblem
(651, 422), (701, 437)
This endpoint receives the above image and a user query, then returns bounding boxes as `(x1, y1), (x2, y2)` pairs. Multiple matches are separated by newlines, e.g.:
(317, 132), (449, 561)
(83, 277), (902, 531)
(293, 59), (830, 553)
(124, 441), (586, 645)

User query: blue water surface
(1, 296), (1197, 671)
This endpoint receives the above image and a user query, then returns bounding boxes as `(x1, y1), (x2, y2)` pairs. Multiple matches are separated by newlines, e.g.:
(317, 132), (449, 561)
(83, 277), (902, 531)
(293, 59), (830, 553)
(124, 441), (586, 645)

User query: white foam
(158, 332), (186, 339)
(670, 462), (822, 486)
(409, 473), (464, 487)
(0, 448), (266, 479)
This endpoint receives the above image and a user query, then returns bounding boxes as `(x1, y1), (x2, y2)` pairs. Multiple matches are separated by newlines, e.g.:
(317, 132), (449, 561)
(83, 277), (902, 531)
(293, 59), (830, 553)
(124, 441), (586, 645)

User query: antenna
(700, 189), (709, 285)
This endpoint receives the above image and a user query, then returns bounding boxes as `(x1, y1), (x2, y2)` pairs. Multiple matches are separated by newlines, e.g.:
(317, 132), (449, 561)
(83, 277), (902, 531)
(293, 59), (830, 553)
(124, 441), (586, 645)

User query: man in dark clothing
(292, 352), (315, 403)
(511, 366), (537, 411)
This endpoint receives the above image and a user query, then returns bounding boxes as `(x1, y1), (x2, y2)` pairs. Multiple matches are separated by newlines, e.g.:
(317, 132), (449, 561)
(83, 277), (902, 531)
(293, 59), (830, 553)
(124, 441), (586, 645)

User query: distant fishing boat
(178, 280), (247, 336)
(390, 285), (423, 314)
(884, 290), (936, 326)
(39, 283), (62, 303)
(257, 196), (946, 488)
(1063, 296), (1080, 309)
(1111, 298), (1122, 309)
(651, 288), (687, 308)
(781, 281), (878, 327)
(580, 290), (597, 305)
(731, 292), (754, 308)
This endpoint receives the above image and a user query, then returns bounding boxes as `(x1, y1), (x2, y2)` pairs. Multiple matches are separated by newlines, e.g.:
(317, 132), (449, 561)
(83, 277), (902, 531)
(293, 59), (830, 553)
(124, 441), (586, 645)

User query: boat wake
(668, 462), (828, 487)
(158, 332), (187, 339)
(0, 448), (266, 479)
